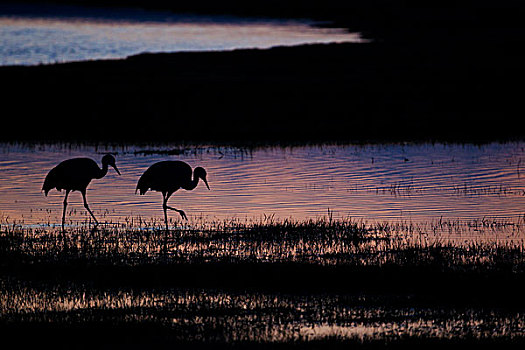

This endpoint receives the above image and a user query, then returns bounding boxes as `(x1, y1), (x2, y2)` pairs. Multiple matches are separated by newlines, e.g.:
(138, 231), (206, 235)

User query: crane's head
(194, 167), (210, 190)
(102, 154), (121, 175)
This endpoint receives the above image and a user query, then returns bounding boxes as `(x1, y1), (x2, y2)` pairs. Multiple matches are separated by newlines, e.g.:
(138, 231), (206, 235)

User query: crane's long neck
(182, 171), (200, 190)
(95, 162), (109, 179)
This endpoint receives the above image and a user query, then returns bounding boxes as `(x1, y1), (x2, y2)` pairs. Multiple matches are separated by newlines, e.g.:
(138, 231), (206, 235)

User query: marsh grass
(1, 216), (371, 264)
(2, 217), (525, 348)
(2, 216), (525, 274)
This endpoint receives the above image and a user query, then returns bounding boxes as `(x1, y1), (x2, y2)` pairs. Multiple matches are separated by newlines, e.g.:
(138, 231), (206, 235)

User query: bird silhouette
(42, 154), (121, 229)
(136, 161), (210, 230)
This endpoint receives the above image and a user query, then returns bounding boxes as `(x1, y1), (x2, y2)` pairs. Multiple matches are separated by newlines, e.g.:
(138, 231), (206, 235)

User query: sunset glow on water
(1, 142), (525, 235)
(3, 285), (524, 343)
(0, 4), (363, 66)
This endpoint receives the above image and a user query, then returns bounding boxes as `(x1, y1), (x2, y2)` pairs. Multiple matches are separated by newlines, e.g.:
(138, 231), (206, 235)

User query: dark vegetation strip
(4, 260), (525, 307)
(2, 42), (524, 144)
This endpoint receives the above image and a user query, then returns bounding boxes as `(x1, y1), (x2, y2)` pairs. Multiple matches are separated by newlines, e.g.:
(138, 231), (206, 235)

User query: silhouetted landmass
(1, 1), (525, 143)
(2, 41), (524, 144)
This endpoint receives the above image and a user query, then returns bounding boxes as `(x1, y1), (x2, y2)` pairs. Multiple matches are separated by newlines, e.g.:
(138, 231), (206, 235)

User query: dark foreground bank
(2, 220), (525, 348)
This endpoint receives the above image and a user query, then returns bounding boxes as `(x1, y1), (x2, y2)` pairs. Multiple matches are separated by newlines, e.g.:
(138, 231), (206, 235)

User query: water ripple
(1, 142), (525, 226)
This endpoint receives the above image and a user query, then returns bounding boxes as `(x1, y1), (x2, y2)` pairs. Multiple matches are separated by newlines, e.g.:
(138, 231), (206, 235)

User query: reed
(2, 216), (524, 273)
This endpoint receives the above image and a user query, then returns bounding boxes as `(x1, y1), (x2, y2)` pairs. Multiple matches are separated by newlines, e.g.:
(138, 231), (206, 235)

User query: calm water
(0, 4), (363, 66)
(1, 142), (525, 229)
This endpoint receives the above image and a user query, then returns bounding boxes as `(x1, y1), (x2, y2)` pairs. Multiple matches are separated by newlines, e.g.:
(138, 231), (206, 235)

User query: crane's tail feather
(135, 185), (148, 195)
(136, 173), (150, 195)
(42, 178), (53, 196)
(42, 167), (59, 197)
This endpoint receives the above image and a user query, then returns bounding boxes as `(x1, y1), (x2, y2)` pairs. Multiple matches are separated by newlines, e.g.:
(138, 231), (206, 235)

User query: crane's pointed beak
(203, 178), (210, 190)
(112, 164), (121, 176)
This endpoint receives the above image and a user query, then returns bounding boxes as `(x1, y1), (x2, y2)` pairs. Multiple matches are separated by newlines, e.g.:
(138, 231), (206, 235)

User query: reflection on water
(1, 142), (525, 231)
(0, 4), (363, 66)
(2, 285), (524, 342)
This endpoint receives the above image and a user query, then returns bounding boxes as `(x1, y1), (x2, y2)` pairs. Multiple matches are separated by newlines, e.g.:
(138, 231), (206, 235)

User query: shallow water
(0, 4), (363, 66)
(2, 285), (524, 342)
(1, 142), (525, 231)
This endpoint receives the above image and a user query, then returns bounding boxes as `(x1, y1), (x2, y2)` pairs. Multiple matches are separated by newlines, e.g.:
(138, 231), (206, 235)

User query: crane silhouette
(136, 161), (210, 230)
(42, 154), (121, 229)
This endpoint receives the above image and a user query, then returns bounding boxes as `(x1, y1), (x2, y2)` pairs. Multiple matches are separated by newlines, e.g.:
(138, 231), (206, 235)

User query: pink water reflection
(1, 143), (525, 231)
(0, 10), (363, 66)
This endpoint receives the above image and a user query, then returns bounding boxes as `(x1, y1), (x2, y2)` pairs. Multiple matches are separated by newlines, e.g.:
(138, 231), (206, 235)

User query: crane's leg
(81, 189), (99, 226)
(164, 192), (187, 220)
(162, 192), (169, 232)
(62, 189), (71, 230)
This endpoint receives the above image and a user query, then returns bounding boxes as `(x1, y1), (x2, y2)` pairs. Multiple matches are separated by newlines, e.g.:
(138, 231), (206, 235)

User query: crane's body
(136, 161), (195, 196)
(42, 154), (120, 228)
(43, 158), (108, 195)
(136, 160), (210, 230)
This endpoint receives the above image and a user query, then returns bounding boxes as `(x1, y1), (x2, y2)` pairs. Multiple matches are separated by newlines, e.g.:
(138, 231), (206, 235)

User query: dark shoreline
(2, 41), (525, 144)
(2, 1), (525, 144)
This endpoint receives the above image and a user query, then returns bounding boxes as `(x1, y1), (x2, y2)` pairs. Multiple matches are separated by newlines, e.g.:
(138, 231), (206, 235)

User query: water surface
(0, 4), (363, 66)
(1, 142), (525, 231)
(3, 285), (523, 343)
